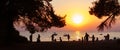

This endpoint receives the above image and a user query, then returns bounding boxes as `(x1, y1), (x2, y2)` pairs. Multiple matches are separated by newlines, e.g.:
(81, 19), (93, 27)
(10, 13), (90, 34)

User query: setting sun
(72, 14), (83, 24)
(66, 13), (85, 27)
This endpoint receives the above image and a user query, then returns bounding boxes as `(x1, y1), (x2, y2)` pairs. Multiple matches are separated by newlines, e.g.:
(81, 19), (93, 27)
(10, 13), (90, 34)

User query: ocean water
(20, 31), (120, 42)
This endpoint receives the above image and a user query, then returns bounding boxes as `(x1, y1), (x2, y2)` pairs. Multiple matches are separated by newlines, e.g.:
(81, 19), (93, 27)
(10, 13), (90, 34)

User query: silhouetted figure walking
(37, 34), (41, 43)
(51, 32), (57, 42)
(92, 35), (95, 42)
(30, 34), (32, 42)
(84, 32), (89, 42)
(104, 34), (110, 41)
(59, 37), (62, 42)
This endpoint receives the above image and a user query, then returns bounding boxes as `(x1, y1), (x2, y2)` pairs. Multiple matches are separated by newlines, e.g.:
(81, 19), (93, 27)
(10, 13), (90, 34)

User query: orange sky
(49, 0), (120, 32)
(15, 0), (120, 32)
(14, 0), (120, 41)
(50, 0), (102, 32)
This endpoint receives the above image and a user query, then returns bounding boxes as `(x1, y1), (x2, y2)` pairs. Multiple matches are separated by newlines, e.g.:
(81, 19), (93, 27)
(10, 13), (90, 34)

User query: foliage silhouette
(89, 0), (120, 31)
(0, 0), (65, 43)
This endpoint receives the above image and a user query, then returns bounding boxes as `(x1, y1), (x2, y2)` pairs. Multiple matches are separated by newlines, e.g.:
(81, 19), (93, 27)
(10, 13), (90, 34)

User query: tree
(89, 0), (120, 31)
(0, 0), (65, 43)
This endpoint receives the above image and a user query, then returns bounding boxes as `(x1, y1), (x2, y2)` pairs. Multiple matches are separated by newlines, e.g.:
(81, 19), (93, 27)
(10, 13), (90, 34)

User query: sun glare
(72, 14), (83, 24)
(75, 31), (83, 40)
(66, 13), (85, 27)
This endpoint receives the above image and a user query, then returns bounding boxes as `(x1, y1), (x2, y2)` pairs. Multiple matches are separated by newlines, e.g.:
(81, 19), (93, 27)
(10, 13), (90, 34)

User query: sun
(66, 13), (85, 27)
(72, 14), (83, 24)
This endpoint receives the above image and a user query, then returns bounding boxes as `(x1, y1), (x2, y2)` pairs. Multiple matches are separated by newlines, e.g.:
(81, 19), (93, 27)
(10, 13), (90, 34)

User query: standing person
(51, 34), (54, 42)
(64, 34), (70, 41)
(59, 37), (62, 42)
(82, 37), (84, 42)
(96, 37), (99, 41)
(92, 35), (95, 42)
(37, 34), (41, 43)
(104, 34), (110, 41)
(106, 34), (110, 40)
(67, 34), (70, 41)
(84, 32), (89, 42)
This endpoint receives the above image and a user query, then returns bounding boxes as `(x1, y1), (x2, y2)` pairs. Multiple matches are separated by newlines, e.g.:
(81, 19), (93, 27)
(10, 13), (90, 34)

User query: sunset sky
(15, 0), (120, 41)
(48, 0), (120, 32)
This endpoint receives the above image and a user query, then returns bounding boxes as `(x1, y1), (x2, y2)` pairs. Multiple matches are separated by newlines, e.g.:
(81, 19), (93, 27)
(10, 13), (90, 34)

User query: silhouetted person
(92, 35), (95, 42)
(67, 34), (70, 41)
(82, 37), (84, 42)
(104, 34), (110, 41)
(59, 37), (62, 42)
(84, 32), (89, 42)
(96, 37), (99, 41)
(37, 34), (41, 43)
(30, 34), (32, 42)
(51, 32), (57, 42)
(51, 34), (54, 42)
(107, 34), (110, 40)
(64, 34), (70, 41)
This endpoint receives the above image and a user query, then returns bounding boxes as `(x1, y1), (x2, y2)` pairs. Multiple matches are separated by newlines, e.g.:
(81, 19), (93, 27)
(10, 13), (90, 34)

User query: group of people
(29, 32), (71, 42)
(50, 32), (109, 42)
(83, 32), (110, 42)
(30, 34), (41, 43)
(51, 32), (70, 42)
(83, 32), (98, 42)
(29, 32), (110, 42)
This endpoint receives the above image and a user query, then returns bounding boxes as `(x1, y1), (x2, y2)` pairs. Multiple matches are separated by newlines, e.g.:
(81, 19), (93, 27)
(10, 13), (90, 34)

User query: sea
(20, 31), (120, 42)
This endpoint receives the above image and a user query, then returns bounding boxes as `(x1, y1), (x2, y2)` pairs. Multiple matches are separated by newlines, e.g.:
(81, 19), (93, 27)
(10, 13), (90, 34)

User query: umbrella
(64, 34), (68, 37)
(53, 32), (57, 36)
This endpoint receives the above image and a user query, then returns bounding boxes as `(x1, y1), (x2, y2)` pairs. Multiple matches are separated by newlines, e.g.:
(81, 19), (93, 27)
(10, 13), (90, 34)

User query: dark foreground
(0, 40), (120, 50)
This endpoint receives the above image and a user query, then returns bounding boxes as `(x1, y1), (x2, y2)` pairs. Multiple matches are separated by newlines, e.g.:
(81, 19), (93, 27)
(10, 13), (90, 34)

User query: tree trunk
(30, 34), (33, 42)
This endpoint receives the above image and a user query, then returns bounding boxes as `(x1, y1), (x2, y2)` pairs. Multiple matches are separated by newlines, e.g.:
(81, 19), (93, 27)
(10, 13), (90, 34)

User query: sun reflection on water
(75, 31), (83, 40)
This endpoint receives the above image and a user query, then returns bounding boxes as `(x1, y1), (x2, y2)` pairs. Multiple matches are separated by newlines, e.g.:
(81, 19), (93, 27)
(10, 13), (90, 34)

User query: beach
(1, 40), (120, 50)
